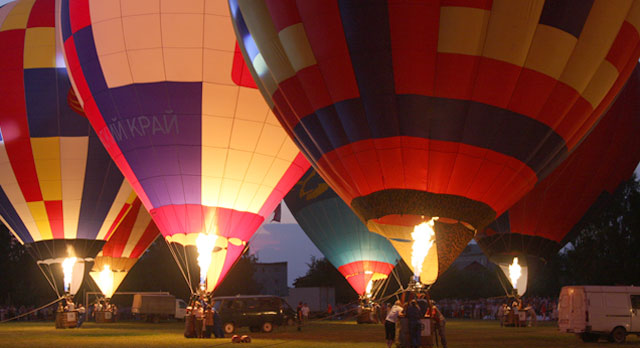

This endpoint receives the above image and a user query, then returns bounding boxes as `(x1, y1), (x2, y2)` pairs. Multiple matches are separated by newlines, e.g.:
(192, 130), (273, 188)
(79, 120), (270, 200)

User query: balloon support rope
(0, 295), (64, 324)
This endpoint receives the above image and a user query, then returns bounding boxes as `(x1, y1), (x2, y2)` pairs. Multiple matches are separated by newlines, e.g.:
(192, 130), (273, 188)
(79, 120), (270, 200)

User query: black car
(212, 295), (296, 333)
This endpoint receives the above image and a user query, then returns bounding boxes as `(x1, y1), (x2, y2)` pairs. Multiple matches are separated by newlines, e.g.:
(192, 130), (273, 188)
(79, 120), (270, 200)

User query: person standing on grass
(405, 300), (422, 348)
(302, 303), (310, 321)
(429, 300), (447, 348)
(384, 300), (404, 348)
(296, 302), (303, 331)
(204, 305), (214, 338)
(213, 307), (224, 338)
(76, 304), (86, 328)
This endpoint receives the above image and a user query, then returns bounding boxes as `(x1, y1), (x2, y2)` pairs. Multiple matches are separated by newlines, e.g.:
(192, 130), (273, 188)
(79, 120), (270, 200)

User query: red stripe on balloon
(26, 0), (54, 28)
(212, 243), (246, 290)
(606, 21), (640, 73)
(0, 29), (43, 202)
(264, 0), (301, 32)
(296, 0), (359, 105)
(231, 42), (258, 89)
(388, 0), (439, 96)
(257, 152), (310, 218)
(69, 0), (91, 34)
(129, 219), (160, 259)
(44, 200), (63, 238)
(472, 57), (523, 109)
(103, 200), (140, 257)
(338, 260), (394, 295)
(317, 137), (537, 216)
(434, 53), (482, 100)
(151, 205), (264, 242)
(103, 202), (131, 241)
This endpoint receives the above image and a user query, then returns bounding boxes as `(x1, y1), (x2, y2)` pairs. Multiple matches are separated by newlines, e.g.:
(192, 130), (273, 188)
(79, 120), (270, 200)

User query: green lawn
(0, 319), (638, 347)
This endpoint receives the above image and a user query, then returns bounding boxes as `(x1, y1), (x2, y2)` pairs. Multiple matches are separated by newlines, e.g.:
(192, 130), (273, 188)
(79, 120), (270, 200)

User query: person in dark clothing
(417, 293), (430, 317)
(296, 302), (303, 331)
(204, 306), (214, 338)
(213, 308), (224, 338)
(405, 300), (423, 348)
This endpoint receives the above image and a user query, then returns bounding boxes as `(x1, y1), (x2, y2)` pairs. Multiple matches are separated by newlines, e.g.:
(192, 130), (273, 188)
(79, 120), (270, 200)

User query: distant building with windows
(451, 243), (492, 270)
(253, 262), (288, 297)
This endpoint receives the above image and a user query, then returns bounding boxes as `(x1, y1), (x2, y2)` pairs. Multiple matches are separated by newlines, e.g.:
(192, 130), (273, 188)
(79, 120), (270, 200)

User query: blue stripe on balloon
(0, 185), (32, 243)
(338, 0), (400, 139)
(24, 68), (89, 138)
(92, 81), (203, 208)
(72, 26), (109, 96)
(59, 0), (72, 41)
(76, 130), (124, 239)
(293, 95), (569, 178)
(228, 0), (260, 62)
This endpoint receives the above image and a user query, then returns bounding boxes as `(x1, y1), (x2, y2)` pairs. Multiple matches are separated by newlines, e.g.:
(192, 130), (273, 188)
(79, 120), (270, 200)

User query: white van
(558, 286), (640, 343)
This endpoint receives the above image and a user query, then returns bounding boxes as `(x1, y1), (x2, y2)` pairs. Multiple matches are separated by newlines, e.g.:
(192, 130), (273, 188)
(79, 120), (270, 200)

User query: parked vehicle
(131, 294), (187, 322)
(558, 285), (640, 343)
(212, 295), (296, 333)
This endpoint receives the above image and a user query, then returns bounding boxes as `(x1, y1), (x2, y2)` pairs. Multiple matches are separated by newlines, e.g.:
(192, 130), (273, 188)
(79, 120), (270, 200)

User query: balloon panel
(94, 196), (160, 272)
(59, 0), (308, 243)
(0, 0), (132, 261)
(284, 168), (399, 294)
(231, 0), (640, 236)
(477, 65), (640, 261)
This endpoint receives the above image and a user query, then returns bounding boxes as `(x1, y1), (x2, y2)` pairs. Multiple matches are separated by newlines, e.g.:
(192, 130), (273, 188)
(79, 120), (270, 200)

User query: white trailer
(558, 285), (640, 343)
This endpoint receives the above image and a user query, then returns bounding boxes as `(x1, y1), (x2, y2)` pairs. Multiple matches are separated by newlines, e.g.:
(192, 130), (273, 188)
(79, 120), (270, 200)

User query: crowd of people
(184, 299), (224, 338)
(435, 296), (558, 321)
(0, 304), (57, 321)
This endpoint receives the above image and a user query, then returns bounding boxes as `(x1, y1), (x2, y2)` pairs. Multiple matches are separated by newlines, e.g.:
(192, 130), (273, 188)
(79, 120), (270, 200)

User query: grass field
(0, 319), (639, 348)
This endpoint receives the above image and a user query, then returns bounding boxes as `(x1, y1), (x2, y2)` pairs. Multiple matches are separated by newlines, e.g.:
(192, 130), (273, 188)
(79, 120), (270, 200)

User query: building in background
(253, 262), (288, 297)
(451, 244), (491, 271)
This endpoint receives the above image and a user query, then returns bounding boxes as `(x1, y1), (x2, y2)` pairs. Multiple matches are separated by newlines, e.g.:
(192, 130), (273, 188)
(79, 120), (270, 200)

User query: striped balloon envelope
(284, 168), (400, 296)
(0, 0), (134, 296)
(90, 196), (160, 298)
(476, 65), (640, 296)
(58, 0), (309, 292)
(230, 0), (640, 282)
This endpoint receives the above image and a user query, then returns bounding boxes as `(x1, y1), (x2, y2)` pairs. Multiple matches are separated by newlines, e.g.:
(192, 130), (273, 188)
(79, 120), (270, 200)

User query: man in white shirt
(301, 303), (310, 320)
(384, 300), (404, 348)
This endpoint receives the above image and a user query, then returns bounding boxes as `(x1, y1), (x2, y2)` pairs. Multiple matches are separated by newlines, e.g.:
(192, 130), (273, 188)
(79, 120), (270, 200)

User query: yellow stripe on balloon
(23, 27), (56, 69)
(119, 207), (151, 258)
(27, 201), (52, 240)
(237, 0), (295, 84)
(31, 137), (62, 201)
(481, 0), (544, 67)
(559, 0), (633, 93)
(60, 136), (88, 239)
(0, 0), (34, 31)
(437, 6), (490, 56)
(0, 142), (40, 240)
(96, 180), (134, 240)
(524, 24), (577, 79)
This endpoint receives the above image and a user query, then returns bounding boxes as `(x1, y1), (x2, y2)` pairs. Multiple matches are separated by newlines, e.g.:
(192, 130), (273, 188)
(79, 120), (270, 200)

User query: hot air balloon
(284, 168), (400, 297)
(90, 196), (160, 299)
(477, 65), (640, 296)
(58, 0), (309, 294)
(0, 0), (134, 297)
(230, 0), (640, 284)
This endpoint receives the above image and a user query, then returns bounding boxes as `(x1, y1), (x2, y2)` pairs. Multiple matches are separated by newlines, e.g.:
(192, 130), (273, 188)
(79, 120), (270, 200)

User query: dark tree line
(559, 175), (640, 287)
